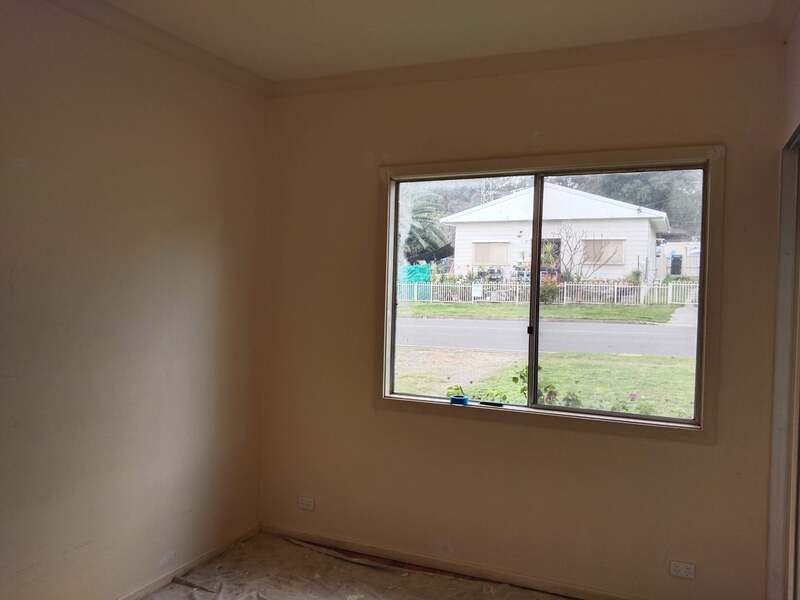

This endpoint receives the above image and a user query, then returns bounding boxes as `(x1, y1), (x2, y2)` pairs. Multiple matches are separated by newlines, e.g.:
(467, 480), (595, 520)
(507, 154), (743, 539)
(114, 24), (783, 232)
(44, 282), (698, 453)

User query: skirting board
(261, 525), (642, 600)
(117, 527), (260, 600)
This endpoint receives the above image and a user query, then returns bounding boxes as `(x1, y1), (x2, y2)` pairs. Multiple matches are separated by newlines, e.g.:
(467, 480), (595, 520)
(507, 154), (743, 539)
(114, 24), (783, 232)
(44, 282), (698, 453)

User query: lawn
(397, 302), (679, 323)
(394, 347), (695, 419)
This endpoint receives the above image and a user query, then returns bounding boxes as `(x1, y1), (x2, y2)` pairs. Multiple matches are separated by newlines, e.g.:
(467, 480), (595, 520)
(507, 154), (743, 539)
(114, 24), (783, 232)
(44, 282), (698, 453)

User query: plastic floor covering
(144, 533), (570, 600)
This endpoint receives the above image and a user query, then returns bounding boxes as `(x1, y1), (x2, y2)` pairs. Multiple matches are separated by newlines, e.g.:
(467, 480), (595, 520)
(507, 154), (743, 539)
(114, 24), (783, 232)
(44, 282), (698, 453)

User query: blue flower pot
(449, 395), (470, 406)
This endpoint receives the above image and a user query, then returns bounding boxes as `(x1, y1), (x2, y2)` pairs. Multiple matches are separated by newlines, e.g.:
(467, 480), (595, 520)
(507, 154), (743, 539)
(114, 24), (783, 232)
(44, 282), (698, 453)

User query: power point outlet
(298, 496), (315, 511)
(669, 560), (696, 580)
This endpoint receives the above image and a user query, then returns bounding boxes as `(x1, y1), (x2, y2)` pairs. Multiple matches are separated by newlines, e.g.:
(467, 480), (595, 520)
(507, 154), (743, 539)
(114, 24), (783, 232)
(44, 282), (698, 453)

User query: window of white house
(473, 242), (510, 265)
(583, 239), (624, 265)
(384, 161), (708, 426)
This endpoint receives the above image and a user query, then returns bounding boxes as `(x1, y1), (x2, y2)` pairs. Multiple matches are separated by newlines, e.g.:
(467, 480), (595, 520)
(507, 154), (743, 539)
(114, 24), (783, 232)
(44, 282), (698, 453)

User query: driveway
(395, 311), (697, 356)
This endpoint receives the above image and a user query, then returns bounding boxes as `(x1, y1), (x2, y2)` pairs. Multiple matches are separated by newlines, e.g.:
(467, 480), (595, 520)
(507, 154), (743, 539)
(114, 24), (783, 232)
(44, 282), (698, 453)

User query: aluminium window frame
(381, 146), (724, 430)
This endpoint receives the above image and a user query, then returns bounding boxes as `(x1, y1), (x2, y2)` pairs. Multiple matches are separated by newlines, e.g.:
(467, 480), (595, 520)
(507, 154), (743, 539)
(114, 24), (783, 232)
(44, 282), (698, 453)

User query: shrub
(562, 391), (581, 407)
(539, 280), (560, 304)
(625, 270), (642, 285)
(512, 365), (580, 407)
(610, 391), (655, 415)
(539, 383), (558, 405)
(512, 365), (529, 399)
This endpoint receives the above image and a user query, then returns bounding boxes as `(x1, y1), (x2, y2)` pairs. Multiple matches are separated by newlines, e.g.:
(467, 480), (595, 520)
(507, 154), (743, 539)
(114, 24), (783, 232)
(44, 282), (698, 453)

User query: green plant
(402, 193), (449, 263)
(511, 365), (529, 399)
(661, 274), (697, 284)
(610, 391), (655, 415)
(512, 365), (579, 407)
(625, 270), (642, 285)
(539, 280), (560, 304)
(479, 388), (508, 402)
(446, 384), (465, 397)
(540, 241), (557, 269)
(539, 383), (558, 404)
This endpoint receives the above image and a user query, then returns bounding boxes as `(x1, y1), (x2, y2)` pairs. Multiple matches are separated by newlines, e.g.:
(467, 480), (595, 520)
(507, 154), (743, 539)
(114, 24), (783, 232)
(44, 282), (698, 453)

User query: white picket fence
(396, 281), (699, 305)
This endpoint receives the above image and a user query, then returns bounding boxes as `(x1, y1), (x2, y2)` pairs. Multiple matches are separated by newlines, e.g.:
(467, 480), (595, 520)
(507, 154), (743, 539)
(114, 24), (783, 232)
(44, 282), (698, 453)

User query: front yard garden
(397, 302), (680, 323)
(394, 346), (694, 419)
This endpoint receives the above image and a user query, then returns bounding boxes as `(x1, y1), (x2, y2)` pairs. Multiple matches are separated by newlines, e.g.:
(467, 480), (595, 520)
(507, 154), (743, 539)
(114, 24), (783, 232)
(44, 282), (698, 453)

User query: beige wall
(0, 1), (267, 599)
(260, 42), (784, 600)
(787, 13), (800, 140)
(0, 4), (790, 600)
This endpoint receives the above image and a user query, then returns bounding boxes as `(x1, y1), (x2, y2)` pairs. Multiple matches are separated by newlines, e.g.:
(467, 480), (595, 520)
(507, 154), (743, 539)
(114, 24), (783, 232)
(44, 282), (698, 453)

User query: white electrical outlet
(298, 496), (315, 511)
(669, 560), (696, 580)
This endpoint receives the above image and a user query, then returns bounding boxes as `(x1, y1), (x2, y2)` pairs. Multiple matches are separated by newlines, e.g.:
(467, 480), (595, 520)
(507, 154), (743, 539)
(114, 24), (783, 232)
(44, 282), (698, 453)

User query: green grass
(466, 353), (695, 419)
(394, 348), (695, 419)
(397, 302), (679, 323)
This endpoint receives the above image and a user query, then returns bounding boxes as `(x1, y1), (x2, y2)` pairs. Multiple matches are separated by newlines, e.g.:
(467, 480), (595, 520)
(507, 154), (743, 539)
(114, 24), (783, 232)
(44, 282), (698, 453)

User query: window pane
(473, 242), (510, 265)
(534, 170), (703, 420)
(583, 239), (623, 265)
(392, 176), (534, 405)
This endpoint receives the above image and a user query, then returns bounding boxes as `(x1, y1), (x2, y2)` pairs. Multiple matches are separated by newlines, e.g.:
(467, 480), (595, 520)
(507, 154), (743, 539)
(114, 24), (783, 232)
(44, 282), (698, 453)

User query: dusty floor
(145, 533), (568, 600)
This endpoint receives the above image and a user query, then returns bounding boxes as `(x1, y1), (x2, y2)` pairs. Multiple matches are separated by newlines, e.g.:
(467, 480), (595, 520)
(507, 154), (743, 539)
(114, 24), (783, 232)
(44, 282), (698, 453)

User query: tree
(557, 224), (618, 281)
(400, 192), (450, 264)
(403, 176), (534, 245)
(548, 171), (703, 238)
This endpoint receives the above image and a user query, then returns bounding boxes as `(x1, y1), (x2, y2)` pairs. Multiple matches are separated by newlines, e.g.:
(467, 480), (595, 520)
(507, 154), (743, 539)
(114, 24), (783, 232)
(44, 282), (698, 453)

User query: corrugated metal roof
(440, 183), (670, 233)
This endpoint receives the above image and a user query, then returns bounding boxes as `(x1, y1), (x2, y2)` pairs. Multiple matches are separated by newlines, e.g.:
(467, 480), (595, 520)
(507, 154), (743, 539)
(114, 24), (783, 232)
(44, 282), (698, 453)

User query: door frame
(768, 127), (800, 600)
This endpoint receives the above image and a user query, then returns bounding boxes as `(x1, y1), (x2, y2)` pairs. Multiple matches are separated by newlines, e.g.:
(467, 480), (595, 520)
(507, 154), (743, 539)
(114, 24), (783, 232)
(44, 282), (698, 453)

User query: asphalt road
(395, 316), (697, 356)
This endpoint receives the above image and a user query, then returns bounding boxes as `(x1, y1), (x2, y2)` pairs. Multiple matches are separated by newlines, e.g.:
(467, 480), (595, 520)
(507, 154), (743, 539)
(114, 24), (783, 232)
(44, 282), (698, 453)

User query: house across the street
(440, 183), (670, 282)
(656, 239), (702, 280)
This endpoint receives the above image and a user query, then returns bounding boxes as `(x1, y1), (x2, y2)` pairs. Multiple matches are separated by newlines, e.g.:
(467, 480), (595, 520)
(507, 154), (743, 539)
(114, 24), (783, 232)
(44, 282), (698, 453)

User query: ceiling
(104, 0), (775, 81)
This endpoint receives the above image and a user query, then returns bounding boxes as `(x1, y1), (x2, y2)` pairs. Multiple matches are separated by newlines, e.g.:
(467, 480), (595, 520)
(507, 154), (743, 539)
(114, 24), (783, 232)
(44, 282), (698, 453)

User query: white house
(440, 183), (670, 282)
(656, 240), (702, 280)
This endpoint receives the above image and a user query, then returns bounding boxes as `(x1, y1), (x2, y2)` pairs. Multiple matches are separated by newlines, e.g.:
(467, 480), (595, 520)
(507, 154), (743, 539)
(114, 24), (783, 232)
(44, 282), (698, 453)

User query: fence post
(640, 283), (645, 305)
(413, 283), (418, 302)
(667, 283), (673, 304)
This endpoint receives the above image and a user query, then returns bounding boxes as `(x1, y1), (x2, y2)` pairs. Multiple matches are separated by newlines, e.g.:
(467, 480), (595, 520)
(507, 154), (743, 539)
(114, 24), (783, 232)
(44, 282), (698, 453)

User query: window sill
(383, 393), (702, 431)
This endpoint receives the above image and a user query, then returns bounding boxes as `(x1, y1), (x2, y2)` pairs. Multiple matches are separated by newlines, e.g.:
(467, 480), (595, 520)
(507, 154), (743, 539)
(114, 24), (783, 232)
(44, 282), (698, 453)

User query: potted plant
(447, 384), (469, 405)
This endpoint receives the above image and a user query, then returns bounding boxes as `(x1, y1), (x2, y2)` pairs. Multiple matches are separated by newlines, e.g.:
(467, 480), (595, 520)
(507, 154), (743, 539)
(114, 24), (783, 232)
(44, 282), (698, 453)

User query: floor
(145, 533), (567, 600)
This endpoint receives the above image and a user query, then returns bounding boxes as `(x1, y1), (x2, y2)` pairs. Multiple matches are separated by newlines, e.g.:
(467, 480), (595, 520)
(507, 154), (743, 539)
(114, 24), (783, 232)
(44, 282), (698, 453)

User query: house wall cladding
(451, 218), (657, 280)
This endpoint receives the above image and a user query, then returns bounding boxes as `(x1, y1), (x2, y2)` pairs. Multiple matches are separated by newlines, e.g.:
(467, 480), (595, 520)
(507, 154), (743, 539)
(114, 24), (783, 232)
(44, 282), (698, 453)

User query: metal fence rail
(396, 281), (699, 305)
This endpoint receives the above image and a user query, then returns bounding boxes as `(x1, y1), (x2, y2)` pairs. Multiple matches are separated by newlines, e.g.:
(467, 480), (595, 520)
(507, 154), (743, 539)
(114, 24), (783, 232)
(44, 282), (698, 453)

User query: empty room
(5, 1), (800, 599)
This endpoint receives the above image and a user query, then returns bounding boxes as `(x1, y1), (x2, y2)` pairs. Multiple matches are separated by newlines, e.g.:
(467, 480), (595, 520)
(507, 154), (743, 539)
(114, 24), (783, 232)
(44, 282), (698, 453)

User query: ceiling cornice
(46, 0), (277, 96)
(269, 22), (782, 97)
(47, 0), (794, 99)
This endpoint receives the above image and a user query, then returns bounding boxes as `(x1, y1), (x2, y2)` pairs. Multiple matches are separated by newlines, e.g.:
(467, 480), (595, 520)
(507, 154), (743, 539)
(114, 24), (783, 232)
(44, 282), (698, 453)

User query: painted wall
(0, 2), (267, 599)
(450, 220), (530, 277)
(786, 13), (800, 140)
(450, 217), (656, 282)
(260, 42), (784, 600)
(0, 4), (788, 600)
(540, 218), (656, 282)
(657, 242), (703, 280)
